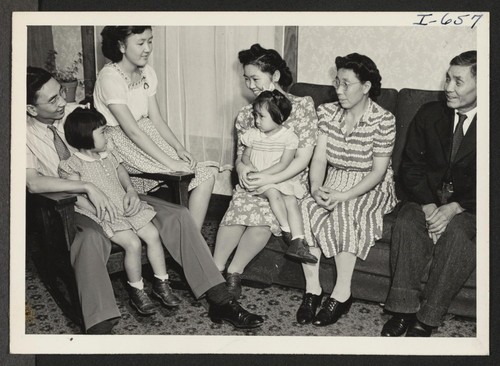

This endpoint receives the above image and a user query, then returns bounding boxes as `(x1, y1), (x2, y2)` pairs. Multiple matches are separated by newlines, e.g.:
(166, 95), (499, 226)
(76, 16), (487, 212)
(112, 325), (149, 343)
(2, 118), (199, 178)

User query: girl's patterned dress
(301, 99), (398, 260)
(93, 62), (216, 194)
(220, 93), (318, 235)
(58, 150), (156, 238)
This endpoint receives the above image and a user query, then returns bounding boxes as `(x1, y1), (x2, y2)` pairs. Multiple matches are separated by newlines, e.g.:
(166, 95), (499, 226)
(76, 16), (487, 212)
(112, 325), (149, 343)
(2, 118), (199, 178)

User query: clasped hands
(312, 186), (349, 210)
(86, 185), (142, 223)
(237, 163), (272, 191)
(422, 202), (463, 244)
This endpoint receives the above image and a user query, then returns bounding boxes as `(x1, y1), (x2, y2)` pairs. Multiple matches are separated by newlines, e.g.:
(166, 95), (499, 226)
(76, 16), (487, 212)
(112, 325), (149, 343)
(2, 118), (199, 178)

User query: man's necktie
(47, 124), (71, 161)
(450, 113), (467, 162)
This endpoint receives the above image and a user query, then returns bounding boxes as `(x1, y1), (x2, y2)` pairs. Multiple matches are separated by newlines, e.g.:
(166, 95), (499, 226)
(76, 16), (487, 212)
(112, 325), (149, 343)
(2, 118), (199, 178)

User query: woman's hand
(123, 188), (141, 217)
(318, 187), (349, 211)
(236, 162), (257, 189)
(85, 183), (119, 222)
(312, 187), (331, 209)
(246, 172), (273, 190)
(176, 148), (197, 170)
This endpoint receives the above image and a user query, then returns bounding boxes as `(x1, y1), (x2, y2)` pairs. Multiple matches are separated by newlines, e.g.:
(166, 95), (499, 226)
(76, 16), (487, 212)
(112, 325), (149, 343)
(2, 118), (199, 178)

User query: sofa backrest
(289, 83), (446, 179)
(392, 89), (446, 176)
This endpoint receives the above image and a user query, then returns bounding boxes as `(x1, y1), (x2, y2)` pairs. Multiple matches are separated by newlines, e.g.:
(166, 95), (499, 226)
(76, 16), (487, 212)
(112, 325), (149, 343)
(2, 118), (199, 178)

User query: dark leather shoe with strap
(152, 278), (182, 307)
(296, 293), (322, 324)
(209, 299), (264, 329)
(405, 319), (434, 337)
(312, 295), (353, 326)
(381, 313), (416, 336)
(285, 238), (318, 264)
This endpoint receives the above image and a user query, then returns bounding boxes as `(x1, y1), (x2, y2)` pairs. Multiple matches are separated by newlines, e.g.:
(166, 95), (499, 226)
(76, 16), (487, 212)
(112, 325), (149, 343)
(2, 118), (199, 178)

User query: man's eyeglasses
(333, 79), (361, 91)
(36, 87), (67, 106)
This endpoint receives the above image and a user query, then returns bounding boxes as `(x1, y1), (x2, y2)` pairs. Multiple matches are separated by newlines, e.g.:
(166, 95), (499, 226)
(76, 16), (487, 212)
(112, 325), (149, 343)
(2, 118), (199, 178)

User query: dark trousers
(384, 201), (476, 327)
(72, 194), (224, 331)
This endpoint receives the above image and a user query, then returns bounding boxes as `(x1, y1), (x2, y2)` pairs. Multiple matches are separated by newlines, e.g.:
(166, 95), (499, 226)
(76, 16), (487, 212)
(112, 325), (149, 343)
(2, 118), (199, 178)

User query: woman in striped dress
(296, 53), (398, 327)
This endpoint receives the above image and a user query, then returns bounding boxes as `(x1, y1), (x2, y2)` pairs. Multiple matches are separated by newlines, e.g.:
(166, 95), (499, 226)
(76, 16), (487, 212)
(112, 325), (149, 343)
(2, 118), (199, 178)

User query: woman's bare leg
(212, 225), (246, 272)
(227, 226), (272, 274)
(189, 174), (216, 230)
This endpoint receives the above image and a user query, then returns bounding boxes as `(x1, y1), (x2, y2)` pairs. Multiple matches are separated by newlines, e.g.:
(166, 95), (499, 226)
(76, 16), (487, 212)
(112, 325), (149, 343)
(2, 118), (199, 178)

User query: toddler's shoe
(152, 278), (182, 307)
(128, 285), (157, 316)
(282, 231), (293, 245)
(285, 238), (318, 264)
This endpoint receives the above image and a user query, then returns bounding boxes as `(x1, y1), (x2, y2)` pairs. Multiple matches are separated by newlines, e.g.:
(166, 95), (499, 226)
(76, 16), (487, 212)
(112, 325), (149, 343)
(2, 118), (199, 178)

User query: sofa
(240, 82), (476, 318)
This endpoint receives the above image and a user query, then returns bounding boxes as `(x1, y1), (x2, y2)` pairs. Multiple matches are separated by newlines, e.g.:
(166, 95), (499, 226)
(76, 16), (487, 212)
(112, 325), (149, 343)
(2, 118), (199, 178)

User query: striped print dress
(301, 100), (398, 260)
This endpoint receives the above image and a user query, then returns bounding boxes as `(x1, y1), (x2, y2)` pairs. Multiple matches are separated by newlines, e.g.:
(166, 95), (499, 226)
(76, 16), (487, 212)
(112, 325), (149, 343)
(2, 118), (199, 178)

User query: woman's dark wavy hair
(101, 26), (152, 62)
(238, 44), (293, 88)
(335, 53), (382, 99)
(252, 90), (292, 125)
(64, 108), (107, 149)
(27, 66), (53, 105)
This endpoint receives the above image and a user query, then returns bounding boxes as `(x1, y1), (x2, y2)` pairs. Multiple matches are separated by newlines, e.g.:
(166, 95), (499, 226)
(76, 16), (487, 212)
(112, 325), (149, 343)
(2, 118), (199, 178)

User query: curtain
(151, 26), (283, 171)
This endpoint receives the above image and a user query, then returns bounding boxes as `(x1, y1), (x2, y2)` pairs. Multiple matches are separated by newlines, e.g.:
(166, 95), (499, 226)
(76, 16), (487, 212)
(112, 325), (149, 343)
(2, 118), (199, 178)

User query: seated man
(26, 66), (264, 334)
(381, 51), (477, 337)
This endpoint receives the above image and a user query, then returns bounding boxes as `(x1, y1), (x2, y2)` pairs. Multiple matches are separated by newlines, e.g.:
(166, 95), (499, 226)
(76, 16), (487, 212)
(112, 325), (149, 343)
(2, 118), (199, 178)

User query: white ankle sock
(128, 278), (144, 290)
(292, 234), (305, 240)
(281, 226), (291, 233)
(154, 273), (169, 281)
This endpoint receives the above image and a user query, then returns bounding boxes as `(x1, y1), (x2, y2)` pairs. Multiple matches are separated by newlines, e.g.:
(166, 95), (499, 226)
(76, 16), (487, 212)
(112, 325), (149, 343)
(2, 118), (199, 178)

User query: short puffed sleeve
(58, 156), (82, 179)
(143, 64), (158, 97)
(96, 66), (128, 106)
(284, 128), (299, 150)
(107, 149), (124, 168)
(317, 103), (342, 136)
(373, 112), (396, 157)
(286, 95), (318, 149)
(240, 128), (257, 149)
(235, 105), (254, 155)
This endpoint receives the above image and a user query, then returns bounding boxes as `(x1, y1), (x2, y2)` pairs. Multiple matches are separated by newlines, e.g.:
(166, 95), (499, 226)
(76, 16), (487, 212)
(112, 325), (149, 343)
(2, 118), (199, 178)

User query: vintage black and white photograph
(10, 11), (489, 354)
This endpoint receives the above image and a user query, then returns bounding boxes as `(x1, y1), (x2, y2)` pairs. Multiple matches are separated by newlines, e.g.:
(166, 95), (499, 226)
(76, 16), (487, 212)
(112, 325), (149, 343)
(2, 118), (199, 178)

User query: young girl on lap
(240, 90), (317, 264)
(58, 108), (182, 316)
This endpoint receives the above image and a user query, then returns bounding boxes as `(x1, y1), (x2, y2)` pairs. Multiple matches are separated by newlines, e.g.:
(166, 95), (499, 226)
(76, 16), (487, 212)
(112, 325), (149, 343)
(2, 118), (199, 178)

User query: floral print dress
(93, 63), (216, 194)
(220, 93), (318, 235)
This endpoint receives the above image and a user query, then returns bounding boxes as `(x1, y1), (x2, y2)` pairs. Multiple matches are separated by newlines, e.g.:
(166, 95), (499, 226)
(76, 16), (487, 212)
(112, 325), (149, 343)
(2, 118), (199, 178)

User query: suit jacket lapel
(435, 104), (455, 162)
(454, 115), (476, 162)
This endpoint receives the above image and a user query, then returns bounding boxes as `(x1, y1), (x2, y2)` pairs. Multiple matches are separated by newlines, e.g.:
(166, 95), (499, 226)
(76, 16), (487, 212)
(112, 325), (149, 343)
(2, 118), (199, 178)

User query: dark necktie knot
(48, 124), (71, 161)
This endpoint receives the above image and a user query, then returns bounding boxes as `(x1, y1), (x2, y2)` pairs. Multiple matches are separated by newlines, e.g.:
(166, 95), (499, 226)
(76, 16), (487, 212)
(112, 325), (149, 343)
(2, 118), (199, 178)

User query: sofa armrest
(27, 192), (78, 251)
(129, 171), (195, 207)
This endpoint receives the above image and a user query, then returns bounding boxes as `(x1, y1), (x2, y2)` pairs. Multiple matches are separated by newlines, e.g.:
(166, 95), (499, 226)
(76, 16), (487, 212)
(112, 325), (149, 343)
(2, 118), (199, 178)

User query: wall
(297, 26), (477, 90)
(52, 26), (85, 101)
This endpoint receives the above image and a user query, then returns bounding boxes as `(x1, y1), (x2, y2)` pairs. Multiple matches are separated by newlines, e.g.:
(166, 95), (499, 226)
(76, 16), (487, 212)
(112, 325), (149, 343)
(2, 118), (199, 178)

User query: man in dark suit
(381, 51), (477, 337)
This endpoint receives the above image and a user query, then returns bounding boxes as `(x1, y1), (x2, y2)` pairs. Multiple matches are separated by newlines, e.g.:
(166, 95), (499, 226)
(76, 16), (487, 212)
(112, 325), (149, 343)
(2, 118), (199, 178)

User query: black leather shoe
(406, 320), (434, 337)
(312, 295), (353, 326)
(296, 293), (322, 324)
(209, 299), (264, 329)
(285, 238), (318, 264)
(152, 278), (182, 307)
(226, 272), (242, 299)
(381, 313), (416, 336)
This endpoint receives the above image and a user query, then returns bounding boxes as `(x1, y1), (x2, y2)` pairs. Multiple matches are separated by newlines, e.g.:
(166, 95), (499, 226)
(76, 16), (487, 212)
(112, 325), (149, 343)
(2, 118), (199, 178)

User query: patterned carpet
(25, 220), (476, 337)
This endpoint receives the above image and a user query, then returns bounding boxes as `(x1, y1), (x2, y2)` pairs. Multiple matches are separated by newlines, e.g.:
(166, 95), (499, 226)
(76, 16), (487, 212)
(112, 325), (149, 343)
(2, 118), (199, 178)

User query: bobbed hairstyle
(101, 26), (152, 62)
(64, 107), (107, 150)
(335, 53), (382, 99)
(450, 50), (477, 78)
(27, 66), (53, 105)
(252, 90), (293, 125)
(238, 44), (293, 88)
